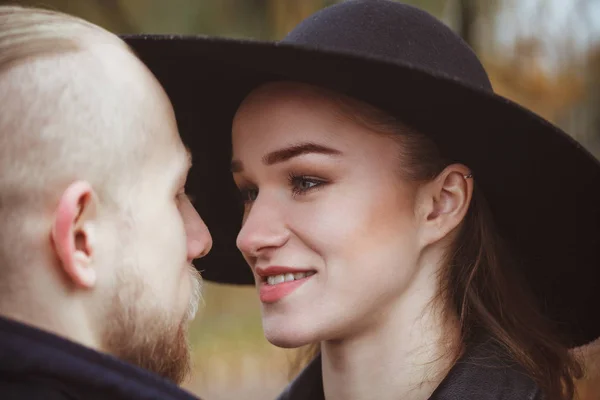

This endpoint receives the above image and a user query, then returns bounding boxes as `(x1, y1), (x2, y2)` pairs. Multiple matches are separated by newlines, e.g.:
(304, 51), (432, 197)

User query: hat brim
(122, 34), (600, 347)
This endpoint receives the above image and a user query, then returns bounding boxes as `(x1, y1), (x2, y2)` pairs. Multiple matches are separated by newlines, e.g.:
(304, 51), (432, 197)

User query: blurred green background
(2, 0), (599, 399)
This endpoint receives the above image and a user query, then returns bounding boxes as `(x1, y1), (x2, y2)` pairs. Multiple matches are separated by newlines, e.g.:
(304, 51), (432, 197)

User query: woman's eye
(236, 175), (325, 204)
(239, 187), (258, 203)
(289, 175), (325, 195)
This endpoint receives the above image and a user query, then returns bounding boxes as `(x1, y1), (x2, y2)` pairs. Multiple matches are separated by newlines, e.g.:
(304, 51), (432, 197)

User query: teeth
(266, 272), (314, 285)
(294, 272), (306, 280)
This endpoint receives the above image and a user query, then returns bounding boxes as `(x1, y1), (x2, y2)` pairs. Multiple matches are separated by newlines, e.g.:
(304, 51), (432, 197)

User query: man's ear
(416, 164), (473, 249)
(50, 180), (98, 289)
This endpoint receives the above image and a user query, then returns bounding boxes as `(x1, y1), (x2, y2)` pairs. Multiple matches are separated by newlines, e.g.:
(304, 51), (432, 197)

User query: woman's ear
(415, 164), (473, 249)
(50, 180), (98, 289)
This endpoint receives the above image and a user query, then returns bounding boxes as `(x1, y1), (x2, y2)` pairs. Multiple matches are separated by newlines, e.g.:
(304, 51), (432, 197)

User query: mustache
(186, 264), (203, 322)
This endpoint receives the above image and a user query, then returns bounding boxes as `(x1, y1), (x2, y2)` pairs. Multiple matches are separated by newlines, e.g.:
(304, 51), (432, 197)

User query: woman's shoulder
(277, 340), (542, 400)
(275, 354), (324, 400)
(429, 338), (542, 399)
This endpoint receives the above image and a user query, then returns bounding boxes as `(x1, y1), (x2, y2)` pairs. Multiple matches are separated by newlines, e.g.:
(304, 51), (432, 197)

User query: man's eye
(176, 192), (194, 204)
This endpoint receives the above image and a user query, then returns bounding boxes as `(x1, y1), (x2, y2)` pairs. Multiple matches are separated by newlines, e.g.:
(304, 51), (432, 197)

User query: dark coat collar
(277, 339), (542, 400)
(0, 315), (200, 400)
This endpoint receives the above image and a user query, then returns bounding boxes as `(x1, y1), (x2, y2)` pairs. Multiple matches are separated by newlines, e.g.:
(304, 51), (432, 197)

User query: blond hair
(0, 6), (149, 288)
(0, 6), (129, 70)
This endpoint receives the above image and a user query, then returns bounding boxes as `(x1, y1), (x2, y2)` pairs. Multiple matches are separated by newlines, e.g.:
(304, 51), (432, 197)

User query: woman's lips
(256, 266), (316, 303)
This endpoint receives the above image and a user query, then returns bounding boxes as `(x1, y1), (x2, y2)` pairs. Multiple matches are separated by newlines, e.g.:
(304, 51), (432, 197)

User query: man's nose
(236, 195), (288, 259)
(185, 202), (213, 261)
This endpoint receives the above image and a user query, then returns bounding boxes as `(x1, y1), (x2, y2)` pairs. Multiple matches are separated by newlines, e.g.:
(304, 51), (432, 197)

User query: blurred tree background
(2, 0), (599, 399)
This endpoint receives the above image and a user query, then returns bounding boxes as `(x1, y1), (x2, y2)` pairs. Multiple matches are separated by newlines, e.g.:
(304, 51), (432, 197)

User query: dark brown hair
(290, 85), (582, 400)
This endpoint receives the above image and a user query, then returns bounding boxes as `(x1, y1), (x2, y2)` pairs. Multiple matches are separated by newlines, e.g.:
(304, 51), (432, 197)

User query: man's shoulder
(0, 375), (79, 400)
(0, 317), (201, 400)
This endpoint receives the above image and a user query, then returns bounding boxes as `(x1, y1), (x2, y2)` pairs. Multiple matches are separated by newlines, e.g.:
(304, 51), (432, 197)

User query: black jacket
(277, 339), (542, 400)
(0, 316), (201, 400)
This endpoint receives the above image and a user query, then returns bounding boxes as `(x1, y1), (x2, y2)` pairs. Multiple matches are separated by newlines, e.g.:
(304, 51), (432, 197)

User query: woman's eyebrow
(231, 142), (342, 173)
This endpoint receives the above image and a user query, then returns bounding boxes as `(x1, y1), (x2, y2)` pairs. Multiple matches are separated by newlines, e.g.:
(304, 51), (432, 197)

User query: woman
(125, 0), (600, 398)
(230, 82), (580, 400)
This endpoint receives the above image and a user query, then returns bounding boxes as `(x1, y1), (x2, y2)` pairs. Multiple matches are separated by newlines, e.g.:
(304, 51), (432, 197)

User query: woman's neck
(320, 267), (461, 400)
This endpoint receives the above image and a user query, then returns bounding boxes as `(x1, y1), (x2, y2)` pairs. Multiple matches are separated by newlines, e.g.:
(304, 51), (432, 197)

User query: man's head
(0, 6), (212, 383)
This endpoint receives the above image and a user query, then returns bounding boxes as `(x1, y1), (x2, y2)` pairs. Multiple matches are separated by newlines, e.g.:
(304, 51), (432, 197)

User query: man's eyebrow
(231, 142), (342, 173)
(184, 146), (193, 169)
(178, 147), (193, 184)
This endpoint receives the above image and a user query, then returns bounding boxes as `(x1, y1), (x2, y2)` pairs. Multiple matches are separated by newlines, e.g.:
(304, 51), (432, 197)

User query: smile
(266, 271), (315, 286)
(256, 267), (316, 303)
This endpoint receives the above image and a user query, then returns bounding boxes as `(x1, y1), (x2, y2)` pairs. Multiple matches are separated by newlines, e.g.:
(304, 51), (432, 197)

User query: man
(0, 6), (212, 400)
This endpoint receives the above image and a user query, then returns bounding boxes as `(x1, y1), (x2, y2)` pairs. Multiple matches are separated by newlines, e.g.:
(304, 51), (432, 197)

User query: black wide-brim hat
(122, 0), (600, 347)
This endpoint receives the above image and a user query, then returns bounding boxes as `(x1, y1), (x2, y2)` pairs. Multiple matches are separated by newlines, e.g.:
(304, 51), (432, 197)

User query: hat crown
(282, 0), (492, 92)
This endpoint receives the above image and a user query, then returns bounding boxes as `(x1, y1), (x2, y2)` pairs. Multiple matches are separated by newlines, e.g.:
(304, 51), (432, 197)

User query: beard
(101, 264), (203, 384)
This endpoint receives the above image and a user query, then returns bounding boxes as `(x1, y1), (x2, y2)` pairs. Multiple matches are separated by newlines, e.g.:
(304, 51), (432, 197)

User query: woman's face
(231, 82), (433, 347)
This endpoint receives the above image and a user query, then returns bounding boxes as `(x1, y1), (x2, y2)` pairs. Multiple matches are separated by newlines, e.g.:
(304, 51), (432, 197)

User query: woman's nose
(236, 195), (289, 259)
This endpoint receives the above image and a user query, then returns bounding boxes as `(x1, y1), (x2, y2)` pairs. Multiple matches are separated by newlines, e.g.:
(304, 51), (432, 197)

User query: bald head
(0, 6), (180, 280)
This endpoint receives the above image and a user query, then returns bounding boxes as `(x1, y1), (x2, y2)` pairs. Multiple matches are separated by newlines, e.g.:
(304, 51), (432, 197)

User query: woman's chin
(263, 325), (317, 348)
(267, 336), (313, 348)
